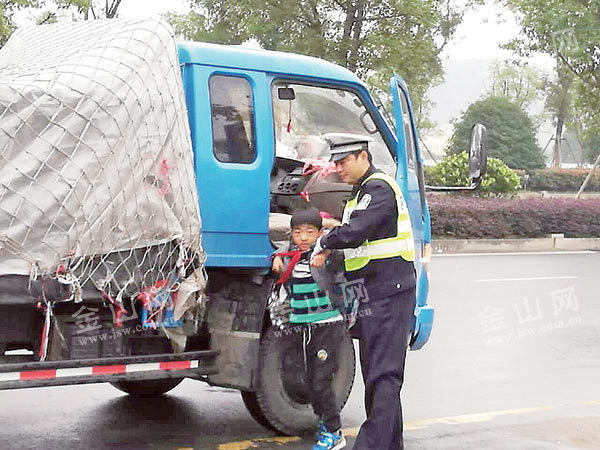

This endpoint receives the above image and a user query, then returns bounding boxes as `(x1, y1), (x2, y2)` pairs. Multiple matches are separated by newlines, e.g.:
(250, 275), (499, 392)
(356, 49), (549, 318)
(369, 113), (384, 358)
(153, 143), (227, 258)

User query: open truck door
(390, 74), (434, 350)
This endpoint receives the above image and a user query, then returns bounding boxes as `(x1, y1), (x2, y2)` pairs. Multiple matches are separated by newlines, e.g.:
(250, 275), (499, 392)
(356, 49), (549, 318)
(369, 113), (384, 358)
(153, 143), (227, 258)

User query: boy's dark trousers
(353, 287), (416, 450)
(302, 320), (346, 432)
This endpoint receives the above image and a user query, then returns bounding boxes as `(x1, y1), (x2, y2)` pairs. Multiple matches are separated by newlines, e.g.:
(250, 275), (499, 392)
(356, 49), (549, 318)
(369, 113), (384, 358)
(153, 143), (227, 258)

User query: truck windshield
(272, 83), (396, 176)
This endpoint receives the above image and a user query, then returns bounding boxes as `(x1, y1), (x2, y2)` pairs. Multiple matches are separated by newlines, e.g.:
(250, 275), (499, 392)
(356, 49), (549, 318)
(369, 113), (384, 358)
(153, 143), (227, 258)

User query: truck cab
(178, 40), (434, 346)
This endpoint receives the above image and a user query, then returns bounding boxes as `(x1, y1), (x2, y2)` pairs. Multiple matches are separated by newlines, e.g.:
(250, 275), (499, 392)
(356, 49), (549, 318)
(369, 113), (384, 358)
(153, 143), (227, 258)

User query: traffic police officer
(311, 136), (416, 449)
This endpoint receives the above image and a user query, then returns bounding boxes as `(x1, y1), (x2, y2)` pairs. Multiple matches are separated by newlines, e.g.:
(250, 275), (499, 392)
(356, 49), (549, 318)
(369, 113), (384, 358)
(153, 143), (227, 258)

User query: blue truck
(0, 20), (486, 435)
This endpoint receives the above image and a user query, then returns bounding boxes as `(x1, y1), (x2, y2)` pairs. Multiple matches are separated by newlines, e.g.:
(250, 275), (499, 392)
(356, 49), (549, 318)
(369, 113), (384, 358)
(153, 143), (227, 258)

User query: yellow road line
(218, 436), (301, 450)
(217, 441), (256, 450)
(217, 401), (599, 449)
(402, 405), (556, 430)
(339, 405), (558, 435)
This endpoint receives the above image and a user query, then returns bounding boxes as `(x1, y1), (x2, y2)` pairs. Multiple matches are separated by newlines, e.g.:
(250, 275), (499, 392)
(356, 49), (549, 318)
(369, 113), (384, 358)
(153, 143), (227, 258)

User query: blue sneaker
(315, 420), (327, 440)
(312, 429), (346, 450)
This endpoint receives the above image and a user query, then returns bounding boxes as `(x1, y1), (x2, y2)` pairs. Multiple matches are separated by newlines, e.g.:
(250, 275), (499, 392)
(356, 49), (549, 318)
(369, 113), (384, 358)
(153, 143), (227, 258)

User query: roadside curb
(431, 235), (600, 254)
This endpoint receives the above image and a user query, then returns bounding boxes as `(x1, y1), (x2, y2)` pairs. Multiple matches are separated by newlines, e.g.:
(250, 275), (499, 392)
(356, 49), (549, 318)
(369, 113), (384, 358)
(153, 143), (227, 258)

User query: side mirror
(468, 123), (488, 188)
(425, 123), (488, 192)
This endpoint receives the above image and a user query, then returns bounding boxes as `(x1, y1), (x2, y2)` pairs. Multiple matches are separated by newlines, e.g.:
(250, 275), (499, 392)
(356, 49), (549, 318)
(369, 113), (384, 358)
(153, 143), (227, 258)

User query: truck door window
(209, 75), (256, 164)
(272, 83), (396, 176)
(399, 89), (417, 169)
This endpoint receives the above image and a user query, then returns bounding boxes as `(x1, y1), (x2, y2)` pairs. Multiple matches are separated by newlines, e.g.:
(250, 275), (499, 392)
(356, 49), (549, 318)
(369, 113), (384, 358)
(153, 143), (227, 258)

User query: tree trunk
(347, 0), (364, 73)
(306, 0), (326, 58)
(106, 0), (122, 19)
(553, 119), (563, 167)
(340, 0), (357, 67)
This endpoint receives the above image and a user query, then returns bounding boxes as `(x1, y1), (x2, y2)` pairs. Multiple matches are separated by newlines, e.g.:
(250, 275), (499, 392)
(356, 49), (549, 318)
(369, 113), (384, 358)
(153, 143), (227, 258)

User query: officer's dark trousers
(302, 320), (346, 432)
(353, 287), (416, 450)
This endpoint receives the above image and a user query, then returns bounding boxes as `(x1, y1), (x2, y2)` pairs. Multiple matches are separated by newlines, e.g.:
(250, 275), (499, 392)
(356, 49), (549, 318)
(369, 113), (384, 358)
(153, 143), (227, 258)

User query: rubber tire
(110, 377), (183, 398)
(241, 390), (278, 432)
(252, 325), (355, 435)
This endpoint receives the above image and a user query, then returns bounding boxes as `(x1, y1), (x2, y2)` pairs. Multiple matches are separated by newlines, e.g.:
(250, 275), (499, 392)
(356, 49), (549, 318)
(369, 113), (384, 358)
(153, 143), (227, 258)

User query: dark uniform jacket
(320, 165), (416, 300)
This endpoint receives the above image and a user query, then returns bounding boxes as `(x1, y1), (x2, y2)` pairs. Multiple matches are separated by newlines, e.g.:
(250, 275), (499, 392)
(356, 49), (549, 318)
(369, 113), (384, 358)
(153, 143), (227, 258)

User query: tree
(166, 0), (478, 126)
(506, 0), (600, 133)
(425, 152), (521, 197)
(448, 96), (545, 170)
(0, 0), (37, 45)
(36, 0), (122, 24)
(543, 63), (574, 167)
(583, 132), (600, 164)
(488, 59), (543, 109)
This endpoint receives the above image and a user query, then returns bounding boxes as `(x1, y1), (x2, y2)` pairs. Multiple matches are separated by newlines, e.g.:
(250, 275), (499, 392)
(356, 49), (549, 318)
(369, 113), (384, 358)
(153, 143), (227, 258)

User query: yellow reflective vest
(342, 173), (415, 271)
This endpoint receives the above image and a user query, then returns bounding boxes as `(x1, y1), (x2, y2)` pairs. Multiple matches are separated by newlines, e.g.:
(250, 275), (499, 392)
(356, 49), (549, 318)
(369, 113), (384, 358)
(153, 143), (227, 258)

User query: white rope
(39, 301), (52, 361)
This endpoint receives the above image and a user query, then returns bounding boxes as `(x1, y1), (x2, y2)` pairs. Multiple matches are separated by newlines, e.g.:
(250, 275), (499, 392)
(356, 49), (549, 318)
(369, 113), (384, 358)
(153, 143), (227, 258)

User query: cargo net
(0, 19), (206, 339)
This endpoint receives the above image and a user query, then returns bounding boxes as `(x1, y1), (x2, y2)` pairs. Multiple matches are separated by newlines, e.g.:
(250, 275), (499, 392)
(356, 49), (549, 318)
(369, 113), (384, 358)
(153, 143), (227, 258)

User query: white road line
(475, 276), (579, 282)
(434, 251), (596, 257)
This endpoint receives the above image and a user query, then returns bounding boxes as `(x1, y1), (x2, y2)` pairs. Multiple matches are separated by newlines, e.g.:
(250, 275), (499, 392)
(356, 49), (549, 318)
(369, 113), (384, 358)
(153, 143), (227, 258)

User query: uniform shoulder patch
(356, 193), (372, 210)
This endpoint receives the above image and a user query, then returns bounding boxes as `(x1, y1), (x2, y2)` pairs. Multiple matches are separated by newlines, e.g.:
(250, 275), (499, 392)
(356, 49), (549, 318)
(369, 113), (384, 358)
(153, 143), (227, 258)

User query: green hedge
(424, 153), (521, 197)
(525, 168), (600, 192)
(428, 195), (600, 238)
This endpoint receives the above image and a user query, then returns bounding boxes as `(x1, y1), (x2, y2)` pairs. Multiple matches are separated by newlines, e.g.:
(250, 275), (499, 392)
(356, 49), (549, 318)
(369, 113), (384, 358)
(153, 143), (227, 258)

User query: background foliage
(0, 0), (36, 45)
(525, 168), (600, 192)
(428, 194), (600, 238)
(506, 0), (600, 138)
(447, 96), (545, 170)
(425, 152), (522, 197)
(165, 0), (481, 127)
(488, 60), (543, 109)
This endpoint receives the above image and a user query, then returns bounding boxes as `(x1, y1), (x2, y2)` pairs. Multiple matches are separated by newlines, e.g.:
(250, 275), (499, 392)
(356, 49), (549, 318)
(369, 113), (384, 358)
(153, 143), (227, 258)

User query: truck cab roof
(177, 41), (364, 86)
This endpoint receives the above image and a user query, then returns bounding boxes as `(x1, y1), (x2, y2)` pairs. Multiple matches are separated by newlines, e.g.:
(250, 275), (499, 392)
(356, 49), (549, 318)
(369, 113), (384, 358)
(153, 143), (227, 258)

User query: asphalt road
(0, 251), (598, 449)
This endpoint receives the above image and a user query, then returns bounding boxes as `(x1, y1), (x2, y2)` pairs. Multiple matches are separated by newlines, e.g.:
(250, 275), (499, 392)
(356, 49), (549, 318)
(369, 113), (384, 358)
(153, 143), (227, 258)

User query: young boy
(271, 207), (347, 450)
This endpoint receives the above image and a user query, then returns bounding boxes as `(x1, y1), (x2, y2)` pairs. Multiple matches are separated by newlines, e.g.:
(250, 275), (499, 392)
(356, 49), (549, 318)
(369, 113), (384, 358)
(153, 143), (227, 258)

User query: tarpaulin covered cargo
(0, 19), (203, 301)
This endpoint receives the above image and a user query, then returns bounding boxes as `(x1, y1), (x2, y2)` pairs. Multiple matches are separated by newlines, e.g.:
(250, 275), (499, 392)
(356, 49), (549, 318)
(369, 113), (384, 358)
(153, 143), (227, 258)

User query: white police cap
(324, 133), (373, 162)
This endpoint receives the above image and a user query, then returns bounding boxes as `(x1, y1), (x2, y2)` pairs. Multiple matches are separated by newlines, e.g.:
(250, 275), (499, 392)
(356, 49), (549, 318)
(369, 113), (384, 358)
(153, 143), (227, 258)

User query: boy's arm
(272, 256), (284, 273)
(271, 240), (290, 273)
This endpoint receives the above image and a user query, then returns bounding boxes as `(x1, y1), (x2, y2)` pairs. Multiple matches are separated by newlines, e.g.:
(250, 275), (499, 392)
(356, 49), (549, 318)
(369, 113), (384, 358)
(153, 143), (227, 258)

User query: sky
(432, 2), (553, 122)
(418, 2), (555, 158)
(118, 0), (189, 18)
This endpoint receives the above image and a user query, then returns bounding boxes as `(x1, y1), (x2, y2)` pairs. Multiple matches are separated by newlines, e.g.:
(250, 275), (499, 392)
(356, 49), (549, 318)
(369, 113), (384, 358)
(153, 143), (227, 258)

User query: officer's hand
(311, 236), (325, 258)
(322, 217), (341, 229)
(310, 250), (331, 268)
(272, 256), (284, 273)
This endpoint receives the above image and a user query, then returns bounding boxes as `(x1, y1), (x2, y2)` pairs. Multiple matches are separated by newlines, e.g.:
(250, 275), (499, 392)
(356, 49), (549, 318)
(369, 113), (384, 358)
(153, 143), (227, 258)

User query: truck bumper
(410, 305), (434, 351)
(0, 350), (218, 390)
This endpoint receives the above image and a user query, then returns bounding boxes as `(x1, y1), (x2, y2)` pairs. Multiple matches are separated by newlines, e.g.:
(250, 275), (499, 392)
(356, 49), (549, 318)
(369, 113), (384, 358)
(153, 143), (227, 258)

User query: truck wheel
(111, 378), (183, 398)
(241, 390), (278, 432)
(251, 325), (355, 435)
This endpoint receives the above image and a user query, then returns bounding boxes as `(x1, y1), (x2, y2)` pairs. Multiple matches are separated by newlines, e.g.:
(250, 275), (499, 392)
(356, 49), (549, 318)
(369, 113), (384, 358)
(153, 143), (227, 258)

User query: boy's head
(290, 207), (322, 251)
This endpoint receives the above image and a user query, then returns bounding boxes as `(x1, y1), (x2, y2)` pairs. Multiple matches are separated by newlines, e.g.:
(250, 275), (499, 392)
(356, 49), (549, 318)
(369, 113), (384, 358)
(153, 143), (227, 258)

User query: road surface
(0, 251), (598, 449)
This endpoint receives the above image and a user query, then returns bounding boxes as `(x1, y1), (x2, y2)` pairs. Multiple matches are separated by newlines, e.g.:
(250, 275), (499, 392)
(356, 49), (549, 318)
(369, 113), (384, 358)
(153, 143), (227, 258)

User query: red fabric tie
(274, 250), (304, 285)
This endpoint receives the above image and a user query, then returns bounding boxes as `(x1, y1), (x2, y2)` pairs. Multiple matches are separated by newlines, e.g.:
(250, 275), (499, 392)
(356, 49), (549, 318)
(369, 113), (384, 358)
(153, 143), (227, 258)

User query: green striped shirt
(288, 257), (342, 324)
